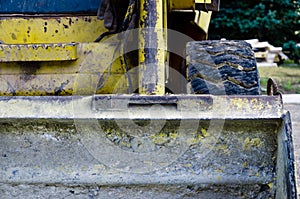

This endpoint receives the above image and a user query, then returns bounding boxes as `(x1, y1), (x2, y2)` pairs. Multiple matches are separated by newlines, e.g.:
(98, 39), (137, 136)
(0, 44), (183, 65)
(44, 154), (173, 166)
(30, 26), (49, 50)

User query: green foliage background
(209, 0), (300, 47)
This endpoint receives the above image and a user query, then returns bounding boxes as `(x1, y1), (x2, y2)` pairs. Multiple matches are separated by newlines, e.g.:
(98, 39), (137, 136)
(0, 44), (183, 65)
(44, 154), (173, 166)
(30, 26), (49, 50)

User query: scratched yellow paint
(0, 43), (77, 62)
(229, 98), (248, 110)
(0, 42), (138, 95)
(0, 16), (106, 44)
(243, 137), (262, 151)
(139, 0), (165, 94)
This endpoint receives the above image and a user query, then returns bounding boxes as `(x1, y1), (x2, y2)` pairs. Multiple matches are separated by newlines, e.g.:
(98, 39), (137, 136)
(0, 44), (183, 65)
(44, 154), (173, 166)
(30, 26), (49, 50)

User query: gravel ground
(283, 95), (300, 198)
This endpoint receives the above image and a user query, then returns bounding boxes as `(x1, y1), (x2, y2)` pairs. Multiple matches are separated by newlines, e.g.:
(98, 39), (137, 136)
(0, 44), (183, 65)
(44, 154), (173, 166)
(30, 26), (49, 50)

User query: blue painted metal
(0, 0), (101, 14)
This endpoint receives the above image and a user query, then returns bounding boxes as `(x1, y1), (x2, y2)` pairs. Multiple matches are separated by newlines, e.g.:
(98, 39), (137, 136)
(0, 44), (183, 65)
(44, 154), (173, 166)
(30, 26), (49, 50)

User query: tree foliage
(209, 0), (300, 47)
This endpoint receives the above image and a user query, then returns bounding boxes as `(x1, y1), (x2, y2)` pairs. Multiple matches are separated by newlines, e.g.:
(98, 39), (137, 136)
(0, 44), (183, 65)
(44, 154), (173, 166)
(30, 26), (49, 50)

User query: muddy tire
(186, 40), (261, 95)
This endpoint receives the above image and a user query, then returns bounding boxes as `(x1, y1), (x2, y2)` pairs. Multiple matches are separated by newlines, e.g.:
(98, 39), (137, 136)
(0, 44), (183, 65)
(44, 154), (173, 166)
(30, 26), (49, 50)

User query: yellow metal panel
(195, 0), (212, 3)
(0, 16), (106, 44)
(197, 11), (212, 34)
(0, 73), (137, 96)
(169, 0), (194, 10)
(0, 43), (126, 74)
(0, 42), (138, 95)
(0, 43), (77, 62)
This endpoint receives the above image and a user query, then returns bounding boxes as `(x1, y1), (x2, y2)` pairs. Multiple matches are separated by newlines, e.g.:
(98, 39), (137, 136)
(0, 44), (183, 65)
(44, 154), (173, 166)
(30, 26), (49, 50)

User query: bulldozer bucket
(0, 94), (296, 198)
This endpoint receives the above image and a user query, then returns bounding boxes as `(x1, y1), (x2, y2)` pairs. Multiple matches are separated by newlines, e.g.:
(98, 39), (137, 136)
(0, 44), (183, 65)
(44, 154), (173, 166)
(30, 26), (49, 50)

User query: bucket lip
(0, 94), (285, 120)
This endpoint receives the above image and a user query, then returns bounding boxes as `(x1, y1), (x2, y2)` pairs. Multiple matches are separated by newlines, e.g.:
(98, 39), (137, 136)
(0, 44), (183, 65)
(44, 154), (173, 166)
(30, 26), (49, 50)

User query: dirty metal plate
(169, 0), (194, 10)
(0, 41), (137, 95)
(0, 43), (77, 62)
(0, 94), (295, 198)
(0, 95), (284, 120)
(0, 108), (288, 198)
(92, 94), (284, 120)
(0, 16), (105, 44)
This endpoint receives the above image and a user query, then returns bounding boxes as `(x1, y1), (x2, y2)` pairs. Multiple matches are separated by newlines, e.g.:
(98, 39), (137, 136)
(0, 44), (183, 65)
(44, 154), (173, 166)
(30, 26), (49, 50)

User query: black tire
(186, 40), (261, 95)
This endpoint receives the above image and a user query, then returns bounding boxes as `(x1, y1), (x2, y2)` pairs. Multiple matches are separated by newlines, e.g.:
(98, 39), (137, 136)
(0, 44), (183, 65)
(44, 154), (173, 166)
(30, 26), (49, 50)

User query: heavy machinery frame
(0, 0), (297, 198)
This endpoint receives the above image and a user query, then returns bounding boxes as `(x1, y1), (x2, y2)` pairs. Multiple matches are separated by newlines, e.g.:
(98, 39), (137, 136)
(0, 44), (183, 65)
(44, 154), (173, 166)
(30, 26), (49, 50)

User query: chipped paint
(0, 42), (137, 95)
(0, 43), (77, 62)
(243, 137), (262, 151)
(139, 0), (165, 94)
(0, 16), (106, 44)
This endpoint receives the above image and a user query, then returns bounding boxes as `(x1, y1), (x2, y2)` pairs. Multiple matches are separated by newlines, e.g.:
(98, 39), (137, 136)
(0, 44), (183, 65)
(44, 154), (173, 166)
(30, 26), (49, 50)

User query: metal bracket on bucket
(91, 94), (284, 120)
